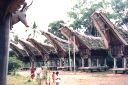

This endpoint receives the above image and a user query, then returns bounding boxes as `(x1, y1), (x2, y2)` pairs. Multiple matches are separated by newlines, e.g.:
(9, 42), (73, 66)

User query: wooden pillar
(73, 36), (76, 72)
(63, 58), (65, 66)
(104, 58), (107, 66)
(70, 58), (73, 67)
(81, 57), (84, 67)
(97, 58), (99, 67)
(66, 58), (68, 66)
(0, 15), (10, 85)
(113, 58), (117, 68)
(68, 38), (72, 71)
(88, 58), (91, 67)
(60, 58), (62, 67)
(123, 57), (126, 68)
(47, 60), (50, 67)
(53, 60), (56, 67)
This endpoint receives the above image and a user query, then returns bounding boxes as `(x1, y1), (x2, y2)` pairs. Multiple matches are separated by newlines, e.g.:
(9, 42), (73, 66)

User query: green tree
(8, 55), (22, 75)
(68, 0), (128, 35)
(111, 0), (128, 26)
(68, 0), (110, 36)
(48, 20), (67, 39)
(10, 31), (19, 44)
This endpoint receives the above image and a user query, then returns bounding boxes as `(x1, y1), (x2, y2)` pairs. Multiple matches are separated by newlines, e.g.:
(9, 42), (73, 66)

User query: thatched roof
(75, 32), (106, 49)
(91, 11), (128, 46)
(27, 38), (56, 54)
(41, 31), (70, 52)
(60, 26), (106, 50)
(18, 39), (41, 56)
(10, 43), (28, 57)
(116, 28), (128, 43)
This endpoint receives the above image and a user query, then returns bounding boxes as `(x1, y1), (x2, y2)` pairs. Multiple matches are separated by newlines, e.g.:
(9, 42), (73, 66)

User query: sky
(11, 0), (73, 40)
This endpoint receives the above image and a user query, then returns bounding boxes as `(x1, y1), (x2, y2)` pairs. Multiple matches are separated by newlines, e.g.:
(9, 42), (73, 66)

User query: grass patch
(7, 74), (38, 85)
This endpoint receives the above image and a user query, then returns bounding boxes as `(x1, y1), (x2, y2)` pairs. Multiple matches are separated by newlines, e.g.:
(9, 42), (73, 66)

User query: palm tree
(26, 21), (40, 39)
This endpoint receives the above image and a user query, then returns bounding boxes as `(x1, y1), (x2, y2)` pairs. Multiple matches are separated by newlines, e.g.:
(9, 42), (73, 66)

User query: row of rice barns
(10, 11), (128, 73)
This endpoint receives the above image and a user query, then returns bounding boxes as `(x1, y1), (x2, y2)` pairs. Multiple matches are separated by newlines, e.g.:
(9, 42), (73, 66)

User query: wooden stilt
(104, 58), (107, 66)
(60, 58), (62, 67)
(88, 58), (91, 67)
(82, 57), (84, 67)
(97, 58), (99, 67)
(123, 57), (126, 68)
(114, 58), (117, 68)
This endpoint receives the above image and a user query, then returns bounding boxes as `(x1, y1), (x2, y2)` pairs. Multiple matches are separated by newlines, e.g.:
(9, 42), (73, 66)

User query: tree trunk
(0, 15), (10, 85)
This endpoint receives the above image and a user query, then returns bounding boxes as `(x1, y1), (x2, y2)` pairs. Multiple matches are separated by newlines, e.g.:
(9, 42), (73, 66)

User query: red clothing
(52, 73), (55, 82)
(30, 68), (36, 79)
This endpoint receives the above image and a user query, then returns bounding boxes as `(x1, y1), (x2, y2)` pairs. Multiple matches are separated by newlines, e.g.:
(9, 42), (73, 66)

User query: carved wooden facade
(59, 26), (108, 59)
(91, 11), (128, 71)
(91, 11), (128, 58)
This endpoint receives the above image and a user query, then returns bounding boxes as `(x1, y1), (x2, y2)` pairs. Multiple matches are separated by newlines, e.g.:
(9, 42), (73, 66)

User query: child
(52, 72), (55, 83)
(55, 72), (61, 85)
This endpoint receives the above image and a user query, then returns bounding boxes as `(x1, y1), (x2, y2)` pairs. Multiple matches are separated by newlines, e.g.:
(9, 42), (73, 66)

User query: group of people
(52, 71), (61, 85)
(34, 66), (61, 85)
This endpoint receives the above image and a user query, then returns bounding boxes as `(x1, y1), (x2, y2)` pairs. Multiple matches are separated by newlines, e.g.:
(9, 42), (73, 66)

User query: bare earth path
(18, 70), (128, 85)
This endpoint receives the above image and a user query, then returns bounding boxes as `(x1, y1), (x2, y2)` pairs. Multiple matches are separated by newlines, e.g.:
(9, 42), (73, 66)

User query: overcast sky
(11, 0), (73, 39)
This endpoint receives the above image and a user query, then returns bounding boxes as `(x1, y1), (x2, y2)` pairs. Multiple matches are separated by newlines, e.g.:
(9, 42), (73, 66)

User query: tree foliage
(68, 0), (110, 36)
(111, 0), (128, 24)
(27, 21), (40, 38)
(68, 0), (128, 35)
(47, 0), (128, 38)
(8, 55), (22, 74)
(48, 20), (67, 40)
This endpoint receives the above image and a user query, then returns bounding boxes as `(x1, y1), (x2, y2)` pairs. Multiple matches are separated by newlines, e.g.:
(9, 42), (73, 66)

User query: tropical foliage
(67, 0), (128, 35)
(8, 55), (22, 74)
(48, 20), (67, 40)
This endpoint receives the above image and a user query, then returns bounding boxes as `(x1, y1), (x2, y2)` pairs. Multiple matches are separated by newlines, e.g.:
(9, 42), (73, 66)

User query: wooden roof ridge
(10, 42), (28, 57)
(59, 26), (89, 50)
(91, 11), (128, 46)
(18, 39), (40, 56)
(74, 31), (106, 49)
(41, 31), (68, 52)
(59, 26), (106, 50)
(47, 32), (69, 44)
(27, 38), (56, 55)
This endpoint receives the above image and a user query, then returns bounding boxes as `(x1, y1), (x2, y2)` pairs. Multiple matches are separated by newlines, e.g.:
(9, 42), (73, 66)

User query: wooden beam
(0, 15), (10, 85)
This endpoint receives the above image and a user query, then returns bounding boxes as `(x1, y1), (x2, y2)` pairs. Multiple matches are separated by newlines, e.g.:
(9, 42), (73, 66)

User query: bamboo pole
(73, 36), (76, 72)
(68, 38), (72, 71)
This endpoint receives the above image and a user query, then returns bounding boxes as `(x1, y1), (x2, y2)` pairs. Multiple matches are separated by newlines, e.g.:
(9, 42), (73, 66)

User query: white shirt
(55, 75), (61, 83)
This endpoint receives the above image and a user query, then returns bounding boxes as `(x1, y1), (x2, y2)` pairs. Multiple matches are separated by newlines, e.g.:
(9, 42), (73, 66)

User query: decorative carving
(0, 0), (25, 24)
(11, 0), (33, 28)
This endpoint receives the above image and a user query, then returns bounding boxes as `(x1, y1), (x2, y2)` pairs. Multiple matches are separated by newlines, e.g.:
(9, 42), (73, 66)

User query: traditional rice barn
(91, 11), (128, 73)
(18, 39), (42, 67)
(10, 43), (29, 62)
(41, 31), (75, 70)
(59, 26), (108, 71)
(10, 43), (33, 70)
(27, 38), (58, 69)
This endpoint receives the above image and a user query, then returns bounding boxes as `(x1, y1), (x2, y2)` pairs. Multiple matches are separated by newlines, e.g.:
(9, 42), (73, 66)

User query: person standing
(52, 72), (55, 83)
(30, 67), (36, 80)
(55, 72), (61, 85)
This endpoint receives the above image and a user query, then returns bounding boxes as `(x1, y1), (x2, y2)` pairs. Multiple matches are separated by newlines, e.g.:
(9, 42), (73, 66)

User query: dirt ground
(18, 70), (128, 85)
